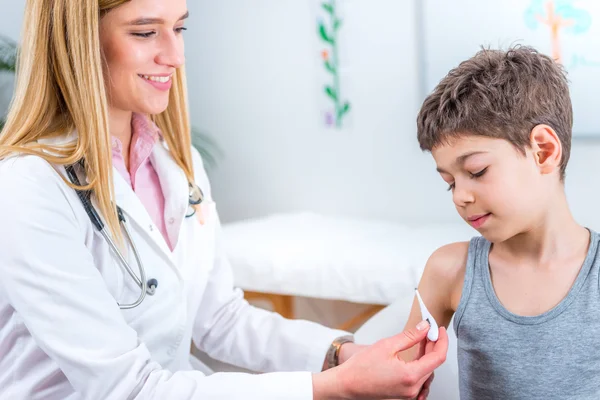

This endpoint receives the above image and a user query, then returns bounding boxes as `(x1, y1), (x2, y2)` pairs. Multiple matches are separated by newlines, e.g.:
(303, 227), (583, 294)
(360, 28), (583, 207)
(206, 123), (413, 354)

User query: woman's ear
(529, 124), (562, 175)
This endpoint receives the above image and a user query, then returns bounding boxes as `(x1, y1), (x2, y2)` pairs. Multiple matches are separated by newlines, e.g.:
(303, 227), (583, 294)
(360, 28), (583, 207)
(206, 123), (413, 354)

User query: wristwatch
(324, 335), (355, 370)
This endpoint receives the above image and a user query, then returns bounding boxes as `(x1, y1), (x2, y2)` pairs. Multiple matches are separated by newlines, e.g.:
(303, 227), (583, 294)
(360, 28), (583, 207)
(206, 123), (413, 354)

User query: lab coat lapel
(149, 140), (188, 251)
(110, 169), (176, 267)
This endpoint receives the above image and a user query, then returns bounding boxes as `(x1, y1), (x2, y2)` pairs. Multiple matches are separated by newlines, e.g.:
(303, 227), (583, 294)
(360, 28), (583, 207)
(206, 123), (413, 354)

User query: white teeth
(140, 75), (171, 83)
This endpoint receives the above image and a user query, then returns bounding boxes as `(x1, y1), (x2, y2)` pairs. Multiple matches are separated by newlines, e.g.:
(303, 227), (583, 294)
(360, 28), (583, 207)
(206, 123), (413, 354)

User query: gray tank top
(453, 230), (600, 400)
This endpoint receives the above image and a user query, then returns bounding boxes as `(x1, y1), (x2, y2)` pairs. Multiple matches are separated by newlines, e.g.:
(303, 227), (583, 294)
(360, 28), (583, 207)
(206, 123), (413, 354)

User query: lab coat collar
(111, 160), (177, 267)
(111, 138), (188, 269)
(149, 140), (189, 251)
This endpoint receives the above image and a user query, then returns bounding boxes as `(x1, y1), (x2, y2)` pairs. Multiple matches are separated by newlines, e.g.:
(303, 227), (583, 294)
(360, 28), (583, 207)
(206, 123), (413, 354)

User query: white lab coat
(0, 134), (348, 400)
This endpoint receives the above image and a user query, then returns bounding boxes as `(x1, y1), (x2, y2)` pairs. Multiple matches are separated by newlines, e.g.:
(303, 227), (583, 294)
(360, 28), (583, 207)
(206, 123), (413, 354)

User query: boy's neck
(498, 190), (589, 265)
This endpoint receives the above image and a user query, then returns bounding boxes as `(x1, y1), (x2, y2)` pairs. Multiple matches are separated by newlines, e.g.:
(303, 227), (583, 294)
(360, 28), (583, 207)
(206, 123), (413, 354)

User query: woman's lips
(139, 74), (172, 91)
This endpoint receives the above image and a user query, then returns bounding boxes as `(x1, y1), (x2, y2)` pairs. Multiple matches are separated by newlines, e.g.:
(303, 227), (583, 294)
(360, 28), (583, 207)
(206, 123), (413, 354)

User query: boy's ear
(529, 124), (562, 175)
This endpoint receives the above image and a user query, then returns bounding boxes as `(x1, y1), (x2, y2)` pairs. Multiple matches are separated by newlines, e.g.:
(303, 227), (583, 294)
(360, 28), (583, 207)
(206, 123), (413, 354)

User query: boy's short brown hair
(416, 45), (572, 178)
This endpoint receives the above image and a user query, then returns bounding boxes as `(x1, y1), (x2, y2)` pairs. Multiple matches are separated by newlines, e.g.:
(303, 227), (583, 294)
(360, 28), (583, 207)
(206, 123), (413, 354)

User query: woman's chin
(139, 100), (170, 116)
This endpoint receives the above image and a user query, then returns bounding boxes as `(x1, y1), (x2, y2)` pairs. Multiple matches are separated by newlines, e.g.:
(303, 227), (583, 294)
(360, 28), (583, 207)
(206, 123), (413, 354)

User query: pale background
(1, 0), (599, 326)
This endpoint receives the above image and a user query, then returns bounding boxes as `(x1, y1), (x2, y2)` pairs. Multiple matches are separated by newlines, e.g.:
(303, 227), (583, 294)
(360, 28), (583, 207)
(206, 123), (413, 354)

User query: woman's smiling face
(99, 0), (188, 115)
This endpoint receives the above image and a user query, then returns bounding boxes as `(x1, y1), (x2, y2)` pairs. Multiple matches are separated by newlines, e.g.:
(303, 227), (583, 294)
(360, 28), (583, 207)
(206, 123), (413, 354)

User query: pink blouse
(111, 113), (172, 251)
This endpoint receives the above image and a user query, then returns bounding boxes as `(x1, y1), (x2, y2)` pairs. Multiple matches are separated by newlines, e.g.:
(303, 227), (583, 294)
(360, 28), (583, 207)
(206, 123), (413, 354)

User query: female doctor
(0, 0), (448, 399)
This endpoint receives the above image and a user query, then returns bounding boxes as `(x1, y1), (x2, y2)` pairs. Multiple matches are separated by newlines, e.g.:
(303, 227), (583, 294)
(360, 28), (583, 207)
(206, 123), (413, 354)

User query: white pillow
(222, 212), (476, 305)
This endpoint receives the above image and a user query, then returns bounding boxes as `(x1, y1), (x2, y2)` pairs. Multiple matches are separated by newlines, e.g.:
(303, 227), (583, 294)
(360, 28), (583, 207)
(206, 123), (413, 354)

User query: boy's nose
(452, 185), (475, 207)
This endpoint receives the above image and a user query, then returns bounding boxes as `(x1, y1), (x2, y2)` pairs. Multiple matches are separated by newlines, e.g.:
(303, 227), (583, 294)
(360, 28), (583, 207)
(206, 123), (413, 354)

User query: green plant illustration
(318, 0), (351, 128)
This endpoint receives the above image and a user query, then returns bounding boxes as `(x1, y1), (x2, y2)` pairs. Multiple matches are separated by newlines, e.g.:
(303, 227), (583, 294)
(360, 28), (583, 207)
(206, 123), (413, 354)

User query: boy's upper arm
(398, 241), (469, 360)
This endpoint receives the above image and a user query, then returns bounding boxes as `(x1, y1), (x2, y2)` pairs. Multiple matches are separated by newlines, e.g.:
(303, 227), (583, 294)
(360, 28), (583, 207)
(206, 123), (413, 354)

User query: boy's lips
(467, 213), (491, 228)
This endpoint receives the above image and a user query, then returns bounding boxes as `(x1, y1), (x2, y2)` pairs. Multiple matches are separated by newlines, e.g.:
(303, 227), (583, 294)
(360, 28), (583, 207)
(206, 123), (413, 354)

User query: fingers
(408, 327), (448, 377)
(423, 372), (434, 391)
(415, 337), (427, 360)
(417, 387), (430, 400)
(424, 337), (435, 355)
(416, 373), (434, 400)
(393, 320), (430, 353)
(432, 326), (448, 353)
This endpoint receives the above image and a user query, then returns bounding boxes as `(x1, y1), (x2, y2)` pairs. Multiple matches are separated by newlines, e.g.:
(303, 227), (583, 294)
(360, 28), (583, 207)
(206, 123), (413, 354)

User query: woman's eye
(132, 31), (156, 38)
(446, 182), (455, 192)
(175, 27), (187, 34)
(470, 167), (488, 178)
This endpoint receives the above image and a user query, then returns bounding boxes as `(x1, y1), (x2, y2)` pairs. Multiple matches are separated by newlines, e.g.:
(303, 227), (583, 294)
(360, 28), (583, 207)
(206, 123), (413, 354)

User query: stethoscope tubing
(65, 163), (155, 309)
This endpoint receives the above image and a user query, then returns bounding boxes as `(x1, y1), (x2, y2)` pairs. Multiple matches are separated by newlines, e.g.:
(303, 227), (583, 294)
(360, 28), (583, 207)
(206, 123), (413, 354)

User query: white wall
(186, 0), (460, 224)
(1, 0), (599, 229)
(185, 0), (600, 229)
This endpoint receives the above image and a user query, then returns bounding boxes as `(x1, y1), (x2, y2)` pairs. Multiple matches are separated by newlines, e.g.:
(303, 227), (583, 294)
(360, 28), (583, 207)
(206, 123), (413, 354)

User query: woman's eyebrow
(126, 11), (189, 26)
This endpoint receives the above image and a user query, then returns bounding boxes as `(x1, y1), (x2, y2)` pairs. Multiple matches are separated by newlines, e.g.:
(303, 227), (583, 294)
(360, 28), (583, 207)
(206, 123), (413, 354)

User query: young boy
(402, 45), (600, 399)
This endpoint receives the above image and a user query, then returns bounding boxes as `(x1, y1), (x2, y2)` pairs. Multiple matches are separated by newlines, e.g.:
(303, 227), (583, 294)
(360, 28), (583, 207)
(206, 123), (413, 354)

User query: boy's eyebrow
(436, 151), (488, 173)
(127, 11), (189, 26)
(456, 151), (487, 165)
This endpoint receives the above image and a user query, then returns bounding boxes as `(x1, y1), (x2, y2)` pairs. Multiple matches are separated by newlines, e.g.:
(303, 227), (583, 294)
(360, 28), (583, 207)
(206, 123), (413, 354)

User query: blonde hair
(0, 0), (194, 244)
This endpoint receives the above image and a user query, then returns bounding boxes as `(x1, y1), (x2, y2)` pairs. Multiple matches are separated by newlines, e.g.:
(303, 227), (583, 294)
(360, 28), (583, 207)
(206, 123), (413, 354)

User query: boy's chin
(477, 225), (521, 244)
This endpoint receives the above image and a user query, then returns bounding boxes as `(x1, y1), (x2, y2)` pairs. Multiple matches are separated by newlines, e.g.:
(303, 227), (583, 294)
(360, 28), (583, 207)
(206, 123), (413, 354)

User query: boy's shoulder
(426, 241), (470, 278)
(422, 241), (472, 311)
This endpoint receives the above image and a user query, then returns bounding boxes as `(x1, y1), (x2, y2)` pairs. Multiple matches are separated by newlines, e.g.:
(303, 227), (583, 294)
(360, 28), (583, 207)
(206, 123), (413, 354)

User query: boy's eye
(175, 27), (187, 34)
(469, 167), (488, 178)
(447, 182), (455, 192)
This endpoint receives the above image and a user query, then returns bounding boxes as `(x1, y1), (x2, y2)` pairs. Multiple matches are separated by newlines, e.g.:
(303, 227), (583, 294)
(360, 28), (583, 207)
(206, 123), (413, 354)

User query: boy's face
(432, 135), (548, 242)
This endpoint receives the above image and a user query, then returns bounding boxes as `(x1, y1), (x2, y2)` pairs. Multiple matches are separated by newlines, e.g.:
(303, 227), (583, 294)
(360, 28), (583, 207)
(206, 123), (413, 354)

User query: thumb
(392, 320), (430, 353)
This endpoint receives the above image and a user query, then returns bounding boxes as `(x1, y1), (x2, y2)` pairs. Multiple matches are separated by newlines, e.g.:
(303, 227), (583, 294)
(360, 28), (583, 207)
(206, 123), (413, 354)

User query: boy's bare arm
(398, 241), (469, 361)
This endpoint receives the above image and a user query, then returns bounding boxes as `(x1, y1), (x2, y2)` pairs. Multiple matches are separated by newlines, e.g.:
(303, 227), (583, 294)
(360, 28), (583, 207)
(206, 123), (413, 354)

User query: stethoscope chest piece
(186, 183), (204, 218)
(189, 182), (204, 205)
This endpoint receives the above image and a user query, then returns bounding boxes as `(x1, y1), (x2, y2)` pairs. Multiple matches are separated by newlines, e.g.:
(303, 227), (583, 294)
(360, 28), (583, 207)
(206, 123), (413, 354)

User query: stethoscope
(65, 162), (204, 309)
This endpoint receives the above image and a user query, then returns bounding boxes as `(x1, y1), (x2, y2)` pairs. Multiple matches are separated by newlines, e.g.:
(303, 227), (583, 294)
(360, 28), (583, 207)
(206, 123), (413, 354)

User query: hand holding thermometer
(415, 288), (439, 342)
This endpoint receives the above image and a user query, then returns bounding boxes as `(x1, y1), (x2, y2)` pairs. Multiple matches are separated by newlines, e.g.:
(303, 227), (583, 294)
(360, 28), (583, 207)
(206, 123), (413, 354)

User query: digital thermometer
(415, 288), (439, 342)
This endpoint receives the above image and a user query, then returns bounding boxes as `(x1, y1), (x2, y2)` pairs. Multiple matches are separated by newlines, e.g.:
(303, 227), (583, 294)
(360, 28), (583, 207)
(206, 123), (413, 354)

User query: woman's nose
(156, 34), (185, 68)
